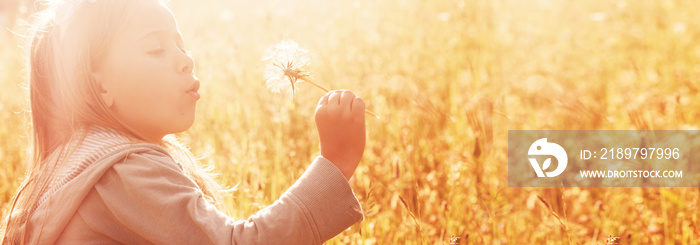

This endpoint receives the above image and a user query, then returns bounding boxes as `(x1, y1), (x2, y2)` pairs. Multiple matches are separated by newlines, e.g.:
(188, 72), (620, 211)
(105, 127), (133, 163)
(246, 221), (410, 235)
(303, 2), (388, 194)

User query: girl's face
(93, 1), (199, 143)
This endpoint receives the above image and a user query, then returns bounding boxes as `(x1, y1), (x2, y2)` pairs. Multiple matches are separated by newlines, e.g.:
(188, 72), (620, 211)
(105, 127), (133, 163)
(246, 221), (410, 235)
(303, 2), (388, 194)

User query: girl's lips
(187, 91), (200, 100)
(187, 79), (200, 100)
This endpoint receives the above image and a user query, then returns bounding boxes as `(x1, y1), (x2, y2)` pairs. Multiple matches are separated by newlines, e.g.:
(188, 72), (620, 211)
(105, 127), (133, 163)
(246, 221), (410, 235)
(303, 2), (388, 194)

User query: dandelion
(263, 39), (378, 118)
(262, 40), (315, 95)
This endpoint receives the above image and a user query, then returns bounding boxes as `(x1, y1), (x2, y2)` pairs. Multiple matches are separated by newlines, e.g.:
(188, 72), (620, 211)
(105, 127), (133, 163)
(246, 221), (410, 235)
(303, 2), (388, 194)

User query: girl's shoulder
(24, 128), (182, 244)
(53, 125), (169, 169)
(36, 126), (172, 207)
(64, 125), (176, 171)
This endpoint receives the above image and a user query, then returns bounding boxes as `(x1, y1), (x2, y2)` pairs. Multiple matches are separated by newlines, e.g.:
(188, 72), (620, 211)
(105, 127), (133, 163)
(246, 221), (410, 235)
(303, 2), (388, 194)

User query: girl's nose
(179, 52), (194, 74)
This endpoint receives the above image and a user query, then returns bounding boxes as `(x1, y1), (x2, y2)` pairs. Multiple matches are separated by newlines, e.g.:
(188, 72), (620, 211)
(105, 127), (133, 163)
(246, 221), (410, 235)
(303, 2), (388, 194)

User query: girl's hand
(315, 90), (366, 180)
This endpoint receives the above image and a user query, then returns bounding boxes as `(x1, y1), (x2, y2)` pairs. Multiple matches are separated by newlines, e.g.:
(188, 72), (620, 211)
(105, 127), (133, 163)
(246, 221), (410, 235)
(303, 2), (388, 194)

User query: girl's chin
(161, 110), (197, 136)
(178, 116), (196, 132)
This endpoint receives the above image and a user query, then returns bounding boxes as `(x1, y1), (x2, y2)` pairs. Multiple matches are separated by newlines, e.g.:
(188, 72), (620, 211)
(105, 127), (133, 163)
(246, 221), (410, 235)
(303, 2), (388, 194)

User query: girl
(1, 0), (366, 244)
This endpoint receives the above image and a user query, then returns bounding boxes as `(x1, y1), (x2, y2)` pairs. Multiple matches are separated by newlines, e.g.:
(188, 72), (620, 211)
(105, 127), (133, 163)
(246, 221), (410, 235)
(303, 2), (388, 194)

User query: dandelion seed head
(262, 39), (312, 94)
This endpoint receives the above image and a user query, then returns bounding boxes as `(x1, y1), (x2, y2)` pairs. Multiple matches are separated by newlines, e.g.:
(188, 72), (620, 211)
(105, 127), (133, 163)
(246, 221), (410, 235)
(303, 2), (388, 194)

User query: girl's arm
(74, 150), (362, 244)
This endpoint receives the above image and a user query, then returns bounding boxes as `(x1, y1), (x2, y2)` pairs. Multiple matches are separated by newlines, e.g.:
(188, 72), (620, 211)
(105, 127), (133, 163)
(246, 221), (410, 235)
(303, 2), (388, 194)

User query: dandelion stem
(299, 76), (330, 93)
(300, 76), (380, 118)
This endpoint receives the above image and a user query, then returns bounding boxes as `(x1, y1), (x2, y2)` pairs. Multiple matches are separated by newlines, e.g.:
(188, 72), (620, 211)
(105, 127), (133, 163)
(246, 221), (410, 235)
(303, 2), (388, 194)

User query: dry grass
(1, 0), (700, 244)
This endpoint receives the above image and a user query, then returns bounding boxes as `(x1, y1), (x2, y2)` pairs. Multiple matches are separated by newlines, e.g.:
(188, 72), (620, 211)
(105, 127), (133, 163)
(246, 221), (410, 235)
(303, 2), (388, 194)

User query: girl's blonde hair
(1, 0), (226, 243)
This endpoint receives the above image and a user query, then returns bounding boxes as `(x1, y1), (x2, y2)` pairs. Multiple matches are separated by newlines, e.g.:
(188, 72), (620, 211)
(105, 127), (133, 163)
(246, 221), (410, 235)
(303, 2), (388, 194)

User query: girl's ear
(92, 72), (114, 107)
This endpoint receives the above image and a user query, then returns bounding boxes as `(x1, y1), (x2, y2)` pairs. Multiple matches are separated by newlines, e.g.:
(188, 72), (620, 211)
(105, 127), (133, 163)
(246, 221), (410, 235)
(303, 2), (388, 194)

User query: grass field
(1, 0), (700, 243)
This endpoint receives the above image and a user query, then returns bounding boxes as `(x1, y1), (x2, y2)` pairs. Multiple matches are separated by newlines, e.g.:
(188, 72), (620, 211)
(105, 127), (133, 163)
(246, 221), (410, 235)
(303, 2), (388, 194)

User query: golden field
(1, 0), (699, 243)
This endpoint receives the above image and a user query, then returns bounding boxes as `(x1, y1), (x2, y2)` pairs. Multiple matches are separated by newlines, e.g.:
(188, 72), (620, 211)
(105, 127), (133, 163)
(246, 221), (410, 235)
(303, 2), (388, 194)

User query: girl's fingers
(351, 97), (365, 114)
(328, 90), (343, 105)
(340, 90), (355, 108)
(318, 91), (331, 106)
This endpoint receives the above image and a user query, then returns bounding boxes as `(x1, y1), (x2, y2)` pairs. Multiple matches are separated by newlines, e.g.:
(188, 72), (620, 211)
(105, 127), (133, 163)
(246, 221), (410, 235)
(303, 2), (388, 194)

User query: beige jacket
(14, 127), (363, 244)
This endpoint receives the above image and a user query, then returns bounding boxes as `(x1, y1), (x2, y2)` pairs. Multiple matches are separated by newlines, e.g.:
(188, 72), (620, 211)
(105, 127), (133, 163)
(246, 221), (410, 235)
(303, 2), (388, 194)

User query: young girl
(1, 0), (366, 244)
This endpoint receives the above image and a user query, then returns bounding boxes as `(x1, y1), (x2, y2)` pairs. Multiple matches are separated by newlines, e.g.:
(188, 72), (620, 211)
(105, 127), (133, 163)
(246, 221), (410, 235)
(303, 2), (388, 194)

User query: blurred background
(1, 0), (699, 244)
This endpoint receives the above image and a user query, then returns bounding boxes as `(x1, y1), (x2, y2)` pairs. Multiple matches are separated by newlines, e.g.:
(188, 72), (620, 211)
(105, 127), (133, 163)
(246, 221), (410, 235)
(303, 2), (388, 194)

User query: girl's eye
(147, 48), (164, 56)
